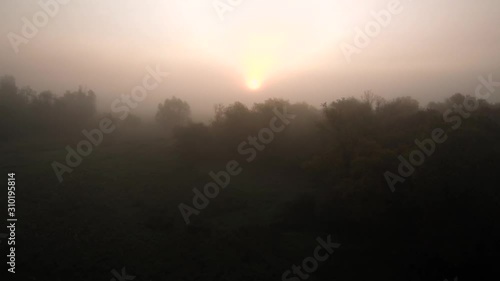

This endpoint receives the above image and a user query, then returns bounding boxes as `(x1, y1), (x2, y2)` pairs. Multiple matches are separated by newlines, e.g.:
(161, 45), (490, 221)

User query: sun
(247, 79), (262, 91)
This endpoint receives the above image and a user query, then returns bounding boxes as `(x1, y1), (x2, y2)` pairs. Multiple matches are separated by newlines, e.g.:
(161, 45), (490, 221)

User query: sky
(1, 0), (499, 119)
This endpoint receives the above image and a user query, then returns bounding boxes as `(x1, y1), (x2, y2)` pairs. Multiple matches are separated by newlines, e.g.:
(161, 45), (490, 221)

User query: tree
(156, 96), (191, 132)
(361, 90), (385, 111)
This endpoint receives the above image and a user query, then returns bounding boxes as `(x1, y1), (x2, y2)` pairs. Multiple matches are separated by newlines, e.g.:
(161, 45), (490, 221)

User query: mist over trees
(156, 96), (192, 133)
(2, 74), (500, 280)
(0, 75), (97, 140)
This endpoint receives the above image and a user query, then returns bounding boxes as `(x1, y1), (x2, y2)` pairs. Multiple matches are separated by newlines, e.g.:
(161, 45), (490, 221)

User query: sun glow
(240, 34), (284, 92)
(246, 79), (262, 90)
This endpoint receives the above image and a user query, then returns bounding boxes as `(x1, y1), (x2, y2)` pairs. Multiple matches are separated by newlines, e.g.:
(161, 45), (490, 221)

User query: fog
(1, 0), (499, 121)
(3, 1), (500, 280)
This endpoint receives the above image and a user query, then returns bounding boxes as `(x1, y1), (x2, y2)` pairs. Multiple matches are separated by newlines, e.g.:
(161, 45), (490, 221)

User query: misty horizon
(1, 0), (500, 121)
(1, 1), (500, 280)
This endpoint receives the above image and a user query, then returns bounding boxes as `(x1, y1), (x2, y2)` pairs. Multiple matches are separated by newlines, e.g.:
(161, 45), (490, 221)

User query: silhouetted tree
(156, 96), (191, 133)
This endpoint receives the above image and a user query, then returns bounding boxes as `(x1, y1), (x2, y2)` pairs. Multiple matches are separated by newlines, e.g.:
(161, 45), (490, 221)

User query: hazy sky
(1, 0), (499, 119)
